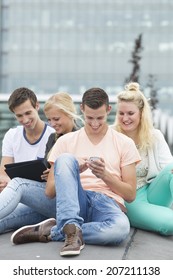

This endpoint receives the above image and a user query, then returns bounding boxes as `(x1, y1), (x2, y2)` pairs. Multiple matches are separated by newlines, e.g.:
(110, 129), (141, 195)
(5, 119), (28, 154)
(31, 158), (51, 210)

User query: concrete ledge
(0, 228), (172, 260)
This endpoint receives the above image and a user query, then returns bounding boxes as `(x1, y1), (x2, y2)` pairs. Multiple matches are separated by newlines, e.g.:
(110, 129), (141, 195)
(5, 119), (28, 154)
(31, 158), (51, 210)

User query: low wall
(0, 96), (173, 157)
(0, 97), (116, 157)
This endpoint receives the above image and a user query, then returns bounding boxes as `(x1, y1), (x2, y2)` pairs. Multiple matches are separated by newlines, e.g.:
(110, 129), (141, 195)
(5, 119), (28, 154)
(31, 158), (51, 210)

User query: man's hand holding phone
(89, 157), (101, 162)
(87, 157), (105, 179)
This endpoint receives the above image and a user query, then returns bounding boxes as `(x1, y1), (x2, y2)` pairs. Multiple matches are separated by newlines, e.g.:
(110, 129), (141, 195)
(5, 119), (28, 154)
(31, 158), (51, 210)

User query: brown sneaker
(60, 224), (85, 256)
(11, 218), (56, 245)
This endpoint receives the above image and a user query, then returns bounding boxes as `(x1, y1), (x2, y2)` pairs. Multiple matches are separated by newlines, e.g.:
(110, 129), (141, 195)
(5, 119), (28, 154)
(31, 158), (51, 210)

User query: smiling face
(45, 106), (74, 134)
(13, 99), (40, 131)
(80, 104), (111, 135)
(117, 101), (141, 135)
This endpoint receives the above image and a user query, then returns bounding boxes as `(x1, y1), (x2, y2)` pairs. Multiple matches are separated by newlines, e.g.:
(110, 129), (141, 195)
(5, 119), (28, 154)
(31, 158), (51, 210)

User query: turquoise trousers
(125, 163), (173, 235)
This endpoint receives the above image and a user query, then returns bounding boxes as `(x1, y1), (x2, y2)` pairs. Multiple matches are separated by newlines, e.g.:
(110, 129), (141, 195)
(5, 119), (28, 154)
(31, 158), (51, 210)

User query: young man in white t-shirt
(0, 87), (54, 233)
(11, 87), (140, 256)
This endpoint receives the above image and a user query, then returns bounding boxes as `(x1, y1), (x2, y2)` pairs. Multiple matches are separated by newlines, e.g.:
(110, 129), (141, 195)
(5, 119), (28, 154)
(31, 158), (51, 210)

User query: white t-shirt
(2, 124), (54, 162)
(48, 127), (140, 208)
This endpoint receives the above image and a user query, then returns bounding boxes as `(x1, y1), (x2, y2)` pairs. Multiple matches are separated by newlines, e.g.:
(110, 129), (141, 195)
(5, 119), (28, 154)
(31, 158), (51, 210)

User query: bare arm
(103, 164), (136, 202)
(45, 164), (55, 198)
(0, 156), (13, 191)
(87, 158), (136, 202)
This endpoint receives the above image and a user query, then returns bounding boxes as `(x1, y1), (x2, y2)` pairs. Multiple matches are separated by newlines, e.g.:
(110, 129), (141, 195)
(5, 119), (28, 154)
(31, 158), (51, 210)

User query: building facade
(0, 0), (173, 110)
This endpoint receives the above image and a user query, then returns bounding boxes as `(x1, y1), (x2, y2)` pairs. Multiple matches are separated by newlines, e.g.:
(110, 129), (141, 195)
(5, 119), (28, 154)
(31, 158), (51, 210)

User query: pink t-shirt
(48, 127), (140, 209)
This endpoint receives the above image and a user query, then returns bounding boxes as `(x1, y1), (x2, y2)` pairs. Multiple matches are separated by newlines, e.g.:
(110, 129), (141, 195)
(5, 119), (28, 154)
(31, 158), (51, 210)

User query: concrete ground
(0, 227), (173, 260)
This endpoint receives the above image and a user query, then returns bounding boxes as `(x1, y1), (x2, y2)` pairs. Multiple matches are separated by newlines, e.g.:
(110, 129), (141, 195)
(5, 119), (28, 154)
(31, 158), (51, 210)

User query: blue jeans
(0, 204), (47, 234)
(0, 178), (56, 234)
(50, 153), (130, 245)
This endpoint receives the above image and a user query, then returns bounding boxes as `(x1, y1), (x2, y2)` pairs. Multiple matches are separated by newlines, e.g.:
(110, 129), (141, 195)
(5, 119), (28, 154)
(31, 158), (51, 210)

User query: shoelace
(64, 233), (77, 247)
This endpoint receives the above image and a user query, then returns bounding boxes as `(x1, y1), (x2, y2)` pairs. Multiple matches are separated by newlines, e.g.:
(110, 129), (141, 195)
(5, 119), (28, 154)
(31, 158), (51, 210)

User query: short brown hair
(8, 87), (38, 112)
(82, 87), (109, 109)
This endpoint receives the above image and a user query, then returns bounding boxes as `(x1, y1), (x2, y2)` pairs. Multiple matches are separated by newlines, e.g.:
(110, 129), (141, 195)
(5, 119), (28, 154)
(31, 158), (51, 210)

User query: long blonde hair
(44, 92), (82, 126)
(114, 82), (154, 150)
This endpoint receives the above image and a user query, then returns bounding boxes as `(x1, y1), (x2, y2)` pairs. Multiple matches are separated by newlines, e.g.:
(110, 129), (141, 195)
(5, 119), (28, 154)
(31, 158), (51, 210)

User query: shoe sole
(11, 218), (56, 245)
(60, 244), (85, 256)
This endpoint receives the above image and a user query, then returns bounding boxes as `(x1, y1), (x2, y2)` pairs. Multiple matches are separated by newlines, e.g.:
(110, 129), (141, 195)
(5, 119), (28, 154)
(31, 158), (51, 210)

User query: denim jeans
(0, 178), (56, 234)
(50, 153), (130, 245)
(0, 204), (47, 234)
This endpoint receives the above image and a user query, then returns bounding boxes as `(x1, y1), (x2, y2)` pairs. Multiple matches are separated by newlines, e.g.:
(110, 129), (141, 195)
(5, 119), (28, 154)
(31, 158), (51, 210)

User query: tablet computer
(5, 159), (47, 182)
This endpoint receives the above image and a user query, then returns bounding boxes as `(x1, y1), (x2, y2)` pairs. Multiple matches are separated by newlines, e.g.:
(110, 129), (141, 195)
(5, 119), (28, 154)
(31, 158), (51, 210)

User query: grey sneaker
(11, 218), (56, 245)
(60, 224), (85, 256)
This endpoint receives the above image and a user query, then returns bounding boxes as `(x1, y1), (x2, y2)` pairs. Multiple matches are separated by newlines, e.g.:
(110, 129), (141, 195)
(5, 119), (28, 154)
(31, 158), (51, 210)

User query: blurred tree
(146, 74), (159, 111)
(125, 33), (159, 112)
(125, 33), (143, 84)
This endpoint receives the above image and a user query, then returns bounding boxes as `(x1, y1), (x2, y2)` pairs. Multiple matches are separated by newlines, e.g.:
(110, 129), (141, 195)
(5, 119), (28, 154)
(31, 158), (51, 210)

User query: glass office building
(0, 0), (173, 102)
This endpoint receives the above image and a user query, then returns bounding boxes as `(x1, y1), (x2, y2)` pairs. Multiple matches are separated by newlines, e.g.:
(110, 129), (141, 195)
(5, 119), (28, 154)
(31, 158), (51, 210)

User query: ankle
(47, 235), (52, 241)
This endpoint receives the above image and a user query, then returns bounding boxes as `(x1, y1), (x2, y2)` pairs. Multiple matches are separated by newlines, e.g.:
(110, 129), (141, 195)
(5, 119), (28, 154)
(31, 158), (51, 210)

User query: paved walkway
(0, 227), (172, 260)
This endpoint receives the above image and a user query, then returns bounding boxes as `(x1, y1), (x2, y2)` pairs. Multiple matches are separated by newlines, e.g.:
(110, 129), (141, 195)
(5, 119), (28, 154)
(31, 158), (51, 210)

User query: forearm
(102, 171), (136, 202)
(0, 168), (10, 191)
(45, 164), (56, 198)
(0, 166), (7, 177)
(0, 156), (14, 190)
(45, 179), (55, 198)
(88, 159), (137, 202)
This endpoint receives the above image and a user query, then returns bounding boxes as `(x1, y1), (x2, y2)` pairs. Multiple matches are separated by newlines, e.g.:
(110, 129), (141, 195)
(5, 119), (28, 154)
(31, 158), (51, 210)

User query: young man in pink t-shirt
(11, 87), (140, 257)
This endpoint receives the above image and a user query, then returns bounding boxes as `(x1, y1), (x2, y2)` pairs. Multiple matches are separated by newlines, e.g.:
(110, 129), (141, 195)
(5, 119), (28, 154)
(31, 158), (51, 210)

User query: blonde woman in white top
(113, 82), (173, 235)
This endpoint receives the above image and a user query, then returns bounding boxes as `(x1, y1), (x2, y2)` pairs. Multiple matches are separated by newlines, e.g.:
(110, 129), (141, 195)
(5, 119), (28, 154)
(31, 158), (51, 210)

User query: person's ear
(107, 105), (112, 114)
(35, 102), (40, 111)
(80, 104), (84, 113)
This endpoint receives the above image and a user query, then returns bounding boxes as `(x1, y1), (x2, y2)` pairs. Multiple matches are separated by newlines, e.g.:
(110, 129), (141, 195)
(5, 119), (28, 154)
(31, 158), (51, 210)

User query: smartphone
(89, 157), (100, 162)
